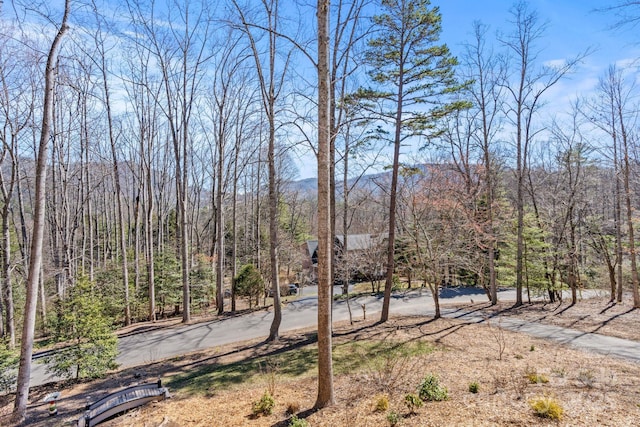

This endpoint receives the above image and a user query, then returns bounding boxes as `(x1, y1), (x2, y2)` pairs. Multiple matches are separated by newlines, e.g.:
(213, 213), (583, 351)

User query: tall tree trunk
(13, 2), (69, 421)
(231, 143), (239, 312)
(233, 0), (285, 340)
(267, 111), (281, 340)
(315, 0), (335, 409)
(380, 67), (403, 323)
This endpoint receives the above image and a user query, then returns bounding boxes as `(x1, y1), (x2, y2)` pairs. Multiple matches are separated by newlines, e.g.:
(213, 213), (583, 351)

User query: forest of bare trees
(1, 0), (640, 421)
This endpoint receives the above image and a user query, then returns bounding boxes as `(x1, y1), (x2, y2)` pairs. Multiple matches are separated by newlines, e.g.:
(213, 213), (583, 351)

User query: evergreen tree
(356, 0), (469, 322)
(45, 276), (117, 380)
(234, 264), (264, 308)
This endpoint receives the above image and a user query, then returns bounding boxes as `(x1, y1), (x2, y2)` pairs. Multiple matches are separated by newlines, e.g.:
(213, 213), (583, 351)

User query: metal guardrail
(77, 380), (169, 427)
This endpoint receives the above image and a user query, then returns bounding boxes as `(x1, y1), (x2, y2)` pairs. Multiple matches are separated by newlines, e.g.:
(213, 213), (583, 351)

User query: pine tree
(356, 0), (469, 322)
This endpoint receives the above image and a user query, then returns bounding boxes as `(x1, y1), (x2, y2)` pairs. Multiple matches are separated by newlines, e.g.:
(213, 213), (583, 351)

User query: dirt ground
(2, 292), (640, 426)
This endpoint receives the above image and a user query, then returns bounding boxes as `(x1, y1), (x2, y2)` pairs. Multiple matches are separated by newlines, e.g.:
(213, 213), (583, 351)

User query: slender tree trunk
(515, 102), (524, 307)
(483, 125), (497, 305)
(255, 149), (262, 270)
(134, 189), (141, 296)
(621, 128), (640, 307)
(216, 137), (225, 315)
(2, 202), (14, 348)
(613, 128), (624, 303)
(13, 3), (69, 421)
(231, 150), (239, 312)
(146, 160), (156, 321)
(102, 61), (131, 326)
(380, 67), (404, 323)
(267, 112), (281, 340)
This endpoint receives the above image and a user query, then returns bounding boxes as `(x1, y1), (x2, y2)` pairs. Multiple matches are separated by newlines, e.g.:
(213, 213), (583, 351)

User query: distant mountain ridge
(281, 165), (440, 195)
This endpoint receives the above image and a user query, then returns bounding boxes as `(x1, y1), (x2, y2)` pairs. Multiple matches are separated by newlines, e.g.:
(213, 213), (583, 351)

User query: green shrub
(468, 381), (480, 394)
(252, 391), (275, 416)
(0, 344), (18, 393)
(404, 393), (423, 414)
(387, 410), (400, 426)
(418, 374), (448, 401)
(529, 396), (563, 420)
(289, 414), (308, 427)
(391, 275), (402, 291)
(375, 394), (389, 412)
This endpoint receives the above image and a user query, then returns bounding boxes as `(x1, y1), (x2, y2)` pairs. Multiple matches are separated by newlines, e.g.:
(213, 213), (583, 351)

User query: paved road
(30, 287), (639, 387)
(442, 306), (640, 363)
(29, 286), (486, 386)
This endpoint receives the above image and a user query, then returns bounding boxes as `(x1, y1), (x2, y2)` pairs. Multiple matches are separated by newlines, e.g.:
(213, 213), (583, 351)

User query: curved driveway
(31, 287), (640, 387)
(30, 287), (483, 386)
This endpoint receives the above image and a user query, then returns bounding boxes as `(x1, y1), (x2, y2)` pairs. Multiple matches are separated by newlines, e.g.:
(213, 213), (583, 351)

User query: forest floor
(2, 291), (640, 426)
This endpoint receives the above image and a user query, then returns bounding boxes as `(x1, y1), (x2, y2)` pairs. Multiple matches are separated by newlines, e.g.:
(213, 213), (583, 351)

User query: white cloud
(544, 58), (568, 69)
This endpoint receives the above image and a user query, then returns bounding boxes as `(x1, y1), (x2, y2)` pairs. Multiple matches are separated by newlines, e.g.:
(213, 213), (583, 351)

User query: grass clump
(404, 393), (423, 414)
(577, 369), (595, 388)
(252, 391), (275, 416)
(529, 396), (564, 420)
(417, 373), (448, 401)
(285, 402), (300, 415)
(386, 410), (400, 426)
(374, 394), (389, 412)
(525, 367), (549, 384)
(289, 414), (308, 427)
(468, 381), (480, 394)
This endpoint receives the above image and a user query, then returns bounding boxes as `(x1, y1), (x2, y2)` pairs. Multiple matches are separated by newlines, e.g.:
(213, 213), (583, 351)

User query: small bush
(418, 374), (448, 401)
(391, 275), (402, 291)
(529, 396), (564, 420)
(525, 367), (549, 384)
(387, 410), (400, 426)
(374, 394), (389, 412)
(289, 415), (308, 427)
(404, 393), (423, 414)
(0, 344), (18, 393)
(468, 381), (480, 394)
(252, 391), (275, 416)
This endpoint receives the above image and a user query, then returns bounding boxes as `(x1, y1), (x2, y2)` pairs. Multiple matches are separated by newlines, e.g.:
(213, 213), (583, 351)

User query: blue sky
(439, 0), (640, 114)
(291, 1), (640, 180)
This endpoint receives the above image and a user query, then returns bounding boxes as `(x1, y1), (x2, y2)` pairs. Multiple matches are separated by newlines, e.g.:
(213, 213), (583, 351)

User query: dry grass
(3, 294), (640, 427)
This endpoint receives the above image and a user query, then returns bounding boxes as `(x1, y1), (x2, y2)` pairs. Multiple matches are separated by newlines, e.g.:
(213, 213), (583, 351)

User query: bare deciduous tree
(500, 0), (585, 306)
(12, 0), (70, 422)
